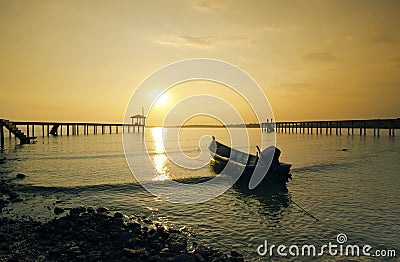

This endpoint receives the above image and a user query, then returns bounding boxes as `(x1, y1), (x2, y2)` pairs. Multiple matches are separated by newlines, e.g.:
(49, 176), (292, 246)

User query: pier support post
(27, 125), (29, 137)
(60, 125), (63, 136)
(42, 125), (45, 137)
(1, 122), (4, 148)
(47, 125), (49, 137)
(351, 121), (354, 135)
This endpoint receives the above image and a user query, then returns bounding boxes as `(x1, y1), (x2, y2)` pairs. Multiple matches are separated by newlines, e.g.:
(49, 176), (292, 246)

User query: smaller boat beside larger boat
(209, 137), (292, 191)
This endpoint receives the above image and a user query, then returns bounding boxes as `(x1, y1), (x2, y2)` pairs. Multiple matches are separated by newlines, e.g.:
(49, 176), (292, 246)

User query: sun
(155, 93), (169, 107)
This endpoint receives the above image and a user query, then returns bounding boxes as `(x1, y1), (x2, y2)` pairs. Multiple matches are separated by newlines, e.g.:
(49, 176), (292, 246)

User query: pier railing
(262, 118), (399, 136)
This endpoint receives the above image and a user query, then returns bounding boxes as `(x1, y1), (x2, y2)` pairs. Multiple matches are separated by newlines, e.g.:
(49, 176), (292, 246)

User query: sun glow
(155, 93), (170, 107)
(150, 127), (170, 181)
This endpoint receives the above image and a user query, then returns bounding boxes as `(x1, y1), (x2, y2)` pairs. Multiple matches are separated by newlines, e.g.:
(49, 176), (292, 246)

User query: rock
(96, 207), (109, 213)
(113, 212), (123, 219)
(195, 253), (205, 262)
(122, 247), (140, 258)
(168, 235), (187, 253)
(70, 206), (86, 216)
(49, 247), (62, 256)
(54, 207), (64, 215)
(11, 197), (23, 203)
(148, 254), (161, 261)
(160, 247), (170, 253)
(174, 253), (195, 262)
(0, 206), (242, 261)
(8, 191), (18, 200)
(230, 250), (241, 257)
(151, 240), (163, 251)
(16, 173), (26, 179)
(69, 245), (80, 251)
(122, 247), (149, 258)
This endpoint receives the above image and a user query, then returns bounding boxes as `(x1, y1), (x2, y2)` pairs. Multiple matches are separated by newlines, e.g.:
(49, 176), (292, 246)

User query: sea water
(1, 128), (399, 261)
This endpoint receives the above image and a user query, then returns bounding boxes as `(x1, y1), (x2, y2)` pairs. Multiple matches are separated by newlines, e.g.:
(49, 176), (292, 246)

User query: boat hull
(209, 138), (292, 192)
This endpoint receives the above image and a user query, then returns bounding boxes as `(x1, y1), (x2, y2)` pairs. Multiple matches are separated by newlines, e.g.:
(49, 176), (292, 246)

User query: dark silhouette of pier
(262, 118), (399, 137)
(0, 119), (145, 147)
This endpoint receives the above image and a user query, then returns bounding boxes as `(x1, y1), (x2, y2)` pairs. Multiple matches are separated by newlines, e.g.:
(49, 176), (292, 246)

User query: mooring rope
(256, 145), (319, 222)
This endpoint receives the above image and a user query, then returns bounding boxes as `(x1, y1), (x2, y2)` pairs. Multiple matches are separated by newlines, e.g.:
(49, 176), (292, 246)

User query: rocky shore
(0, 166), (244, 261)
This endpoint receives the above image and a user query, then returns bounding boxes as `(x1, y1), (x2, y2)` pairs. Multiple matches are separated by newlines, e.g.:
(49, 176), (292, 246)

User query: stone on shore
(16, 173), (26, 179)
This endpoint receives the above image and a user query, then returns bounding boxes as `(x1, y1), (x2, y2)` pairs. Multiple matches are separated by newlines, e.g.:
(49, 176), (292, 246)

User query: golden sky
(1, 0), (399, 125)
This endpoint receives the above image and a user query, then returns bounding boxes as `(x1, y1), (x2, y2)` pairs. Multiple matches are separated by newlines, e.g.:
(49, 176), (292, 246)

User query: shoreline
(0, 160), (244, 261)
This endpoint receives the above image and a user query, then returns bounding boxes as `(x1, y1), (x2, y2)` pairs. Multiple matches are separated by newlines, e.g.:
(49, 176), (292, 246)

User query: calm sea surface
(1, 128), (399, 261)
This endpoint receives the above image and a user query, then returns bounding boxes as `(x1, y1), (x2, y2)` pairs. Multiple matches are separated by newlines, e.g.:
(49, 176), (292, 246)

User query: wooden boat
(209, 137), (292, 191)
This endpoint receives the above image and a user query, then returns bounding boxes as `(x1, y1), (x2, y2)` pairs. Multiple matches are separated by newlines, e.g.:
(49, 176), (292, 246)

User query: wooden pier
(262, 118), (399, 136)
(0, 119), (145, 148)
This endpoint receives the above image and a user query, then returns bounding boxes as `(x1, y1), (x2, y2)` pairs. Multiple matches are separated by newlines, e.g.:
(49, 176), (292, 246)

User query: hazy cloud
(280, 82), (310, 90)
(193, 0), (226, 12)
(302, 52), (339, 62)
(156, 35), (217, 49)
(273, 50), (284, 55)
(358, 81), (400, 94)
(156, 35), (250, 49)
(387, 58), (400, 68)
(256, 25), (282, 33)
(371, 35), (396, 44)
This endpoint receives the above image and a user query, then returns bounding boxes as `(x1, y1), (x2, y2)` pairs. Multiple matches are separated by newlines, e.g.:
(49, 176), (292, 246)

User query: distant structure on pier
(263, 118), (275, 133)
(129, 113), (146, 133)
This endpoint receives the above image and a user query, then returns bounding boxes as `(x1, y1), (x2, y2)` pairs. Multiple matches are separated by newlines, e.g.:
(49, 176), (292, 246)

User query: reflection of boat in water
(209, 137), (292, 193)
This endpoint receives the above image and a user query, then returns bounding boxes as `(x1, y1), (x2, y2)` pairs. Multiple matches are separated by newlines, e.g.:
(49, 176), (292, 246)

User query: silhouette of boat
(209, 137), (291, 192)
